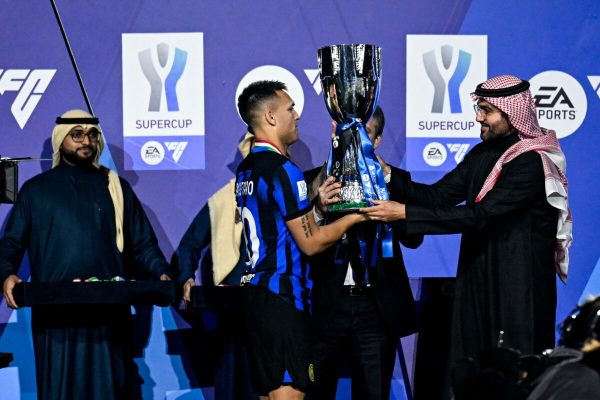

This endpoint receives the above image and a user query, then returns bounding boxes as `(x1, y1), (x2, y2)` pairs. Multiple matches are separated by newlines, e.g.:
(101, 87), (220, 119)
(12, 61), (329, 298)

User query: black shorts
(243, 285), (314, 396)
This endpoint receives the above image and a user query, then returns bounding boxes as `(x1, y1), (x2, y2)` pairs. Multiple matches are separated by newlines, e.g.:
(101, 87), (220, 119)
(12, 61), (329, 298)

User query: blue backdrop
(1, 1), (599, 399)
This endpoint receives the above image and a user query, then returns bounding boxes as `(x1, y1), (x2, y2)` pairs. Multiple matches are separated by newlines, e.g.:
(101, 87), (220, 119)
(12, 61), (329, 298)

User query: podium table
(12, 281), (178, 307)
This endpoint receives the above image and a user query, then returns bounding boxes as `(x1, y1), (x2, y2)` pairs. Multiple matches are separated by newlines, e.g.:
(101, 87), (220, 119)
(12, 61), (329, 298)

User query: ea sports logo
(141, 141), (165, 165)
(530, 71), (587, 139)
(423, 142), (447, 167)
(235, 66), (304, 122)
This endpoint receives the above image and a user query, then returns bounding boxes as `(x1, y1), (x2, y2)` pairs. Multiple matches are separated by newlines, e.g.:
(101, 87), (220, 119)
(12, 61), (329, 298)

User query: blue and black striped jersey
(235, 144), (312, 311)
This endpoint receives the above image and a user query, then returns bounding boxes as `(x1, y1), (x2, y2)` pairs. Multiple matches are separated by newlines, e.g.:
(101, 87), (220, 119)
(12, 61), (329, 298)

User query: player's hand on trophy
(317, 176), (341, 215)
(2, 274), (22, 309)
(360, 200), (406, 222)
(310, 119), (340, 220)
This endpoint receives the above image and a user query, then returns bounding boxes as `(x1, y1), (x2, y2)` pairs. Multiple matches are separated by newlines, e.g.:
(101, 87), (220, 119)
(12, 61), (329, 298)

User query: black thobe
(0, 164), (170, 400)
(391, 133), (558, 365)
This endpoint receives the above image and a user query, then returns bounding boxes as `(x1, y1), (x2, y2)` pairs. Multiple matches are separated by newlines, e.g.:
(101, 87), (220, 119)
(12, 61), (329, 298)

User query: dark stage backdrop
(0, 1), (599, 398)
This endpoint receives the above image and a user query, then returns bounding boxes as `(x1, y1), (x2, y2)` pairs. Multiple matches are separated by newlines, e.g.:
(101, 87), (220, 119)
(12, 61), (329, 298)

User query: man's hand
(2, 274), (22, 309)
(159, 274), (171, 281)
(182, 278), (195, 303)
(360, 200), (406, 222)
(316, 176), (341, 216)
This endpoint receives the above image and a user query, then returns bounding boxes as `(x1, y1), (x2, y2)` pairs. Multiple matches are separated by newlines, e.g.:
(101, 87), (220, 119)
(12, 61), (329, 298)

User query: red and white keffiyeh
(470, 75), (572, 282)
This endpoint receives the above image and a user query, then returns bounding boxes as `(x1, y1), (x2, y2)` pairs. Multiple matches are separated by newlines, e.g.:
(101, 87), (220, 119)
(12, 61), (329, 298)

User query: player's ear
(265, 109), (276, 126)
(373, 134), (382, 149)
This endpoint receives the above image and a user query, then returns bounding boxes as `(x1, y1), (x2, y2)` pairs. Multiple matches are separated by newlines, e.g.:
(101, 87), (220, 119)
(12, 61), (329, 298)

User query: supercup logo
(138, 43), (188, 112)
(297, 181), (307, 201)
(530, 71), (587, 139)
(422, 45), (471, 114)
(406, 35), (486, 171)
(122, 33), (205, 171)
(406, 35), (486, 140)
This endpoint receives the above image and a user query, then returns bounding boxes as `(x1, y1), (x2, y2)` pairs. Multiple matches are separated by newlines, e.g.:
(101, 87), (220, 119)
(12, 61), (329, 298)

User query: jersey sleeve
(271, 161), (312, 221)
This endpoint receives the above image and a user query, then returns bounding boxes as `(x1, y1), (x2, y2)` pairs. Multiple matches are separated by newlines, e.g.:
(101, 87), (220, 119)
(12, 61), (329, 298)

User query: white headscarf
(208, 132), (254, 284)
(52, 109), (124, 252)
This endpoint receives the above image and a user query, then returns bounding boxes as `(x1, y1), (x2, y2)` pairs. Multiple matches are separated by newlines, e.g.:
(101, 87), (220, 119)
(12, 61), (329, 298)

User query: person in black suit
(306, 107), (422, 400)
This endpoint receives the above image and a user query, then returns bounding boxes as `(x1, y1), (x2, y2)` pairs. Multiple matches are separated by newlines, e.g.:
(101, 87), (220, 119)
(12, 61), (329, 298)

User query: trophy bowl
(318, 44), (382, 211)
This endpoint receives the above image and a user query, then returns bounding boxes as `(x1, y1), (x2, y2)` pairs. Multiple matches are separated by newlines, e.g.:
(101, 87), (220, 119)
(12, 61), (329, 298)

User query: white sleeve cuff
(384, 172), (391, 184)
(313, 206), (324, 225)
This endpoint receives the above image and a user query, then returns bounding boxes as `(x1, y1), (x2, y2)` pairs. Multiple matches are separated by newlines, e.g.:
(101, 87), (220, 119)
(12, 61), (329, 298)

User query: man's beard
(61, 147), (97, 168)
(480, 123), (510, 142)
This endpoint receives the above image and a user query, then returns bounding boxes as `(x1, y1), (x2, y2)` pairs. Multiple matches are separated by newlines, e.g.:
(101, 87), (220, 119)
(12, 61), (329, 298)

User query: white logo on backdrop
(304, 69), (322, 95)
(235, 66), (304, 122)
(165, 141), (188, 162)
(446, 143), (470, 163)
(122, 33), (205, 138)
(423, 142), (447, 167)
(141, 140), (165, 165)
(588, 76), (600, 99)
(0, 69), (56, 129)
(530, 71), (587, 139)
(406, 35), (487, 139)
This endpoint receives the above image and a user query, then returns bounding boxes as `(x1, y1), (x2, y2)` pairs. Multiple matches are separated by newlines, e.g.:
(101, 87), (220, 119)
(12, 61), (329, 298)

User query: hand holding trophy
(318, 44), (387, 212)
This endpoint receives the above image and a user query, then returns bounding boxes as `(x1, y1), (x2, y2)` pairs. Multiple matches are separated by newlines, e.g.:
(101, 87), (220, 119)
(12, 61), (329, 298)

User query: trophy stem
(329, 127), (368, 212)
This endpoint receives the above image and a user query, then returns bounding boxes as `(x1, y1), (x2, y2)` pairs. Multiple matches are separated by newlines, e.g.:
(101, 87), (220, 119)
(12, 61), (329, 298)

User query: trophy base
(329, 201), (368, 213)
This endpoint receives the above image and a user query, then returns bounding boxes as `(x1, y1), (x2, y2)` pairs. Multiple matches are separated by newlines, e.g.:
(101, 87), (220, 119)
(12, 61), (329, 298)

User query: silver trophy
(318, 44), (382, 211)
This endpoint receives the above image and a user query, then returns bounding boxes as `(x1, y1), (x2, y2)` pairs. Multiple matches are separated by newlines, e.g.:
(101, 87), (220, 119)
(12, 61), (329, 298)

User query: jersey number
(240, 207), (260, 268)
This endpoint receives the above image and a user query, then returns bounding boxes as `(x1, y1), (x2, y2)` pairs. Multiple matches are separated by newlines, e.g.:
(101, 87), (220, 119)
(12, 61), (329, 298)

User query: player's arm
(286, 209), (366, 256)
